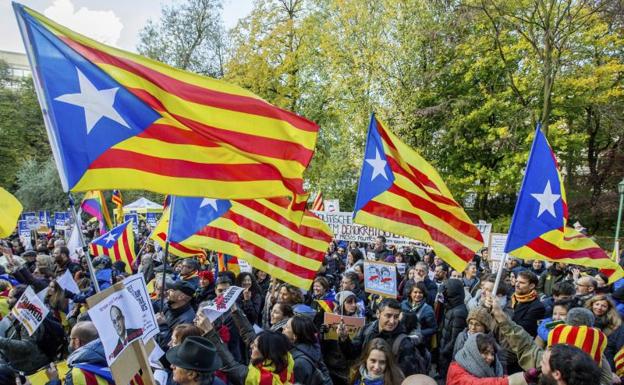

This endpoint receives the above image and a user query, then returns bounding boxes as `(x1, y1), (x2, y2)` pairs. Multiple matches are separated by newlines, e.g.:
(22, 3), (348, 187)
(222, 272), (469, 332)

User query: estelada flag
(81, 191), (112, 234)
(0, 187), (22, 238)
(312, 192), (324, 211)
(89, 220), (135, 274)
(14, 4), (317, 210)
(353, 114), (483, 272)
(168, 196), (333, 289)
(504, 125), (623, 282)
(151, 207), (206, 259)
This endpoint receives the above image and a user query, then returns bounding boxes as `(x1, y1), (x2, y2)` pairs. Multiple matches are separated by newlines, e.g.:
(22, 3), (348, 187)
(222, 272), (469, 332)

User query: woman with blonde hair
(350, 338), (404, 385)
(585, 294), (624, 366)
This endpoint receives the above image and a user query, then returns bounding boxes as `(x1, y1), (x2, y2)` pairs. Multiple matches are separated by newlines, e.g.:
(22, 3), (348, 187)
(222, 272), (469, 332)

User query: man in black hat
(166, 336), (223, 385)
(155, 280), (196, 350)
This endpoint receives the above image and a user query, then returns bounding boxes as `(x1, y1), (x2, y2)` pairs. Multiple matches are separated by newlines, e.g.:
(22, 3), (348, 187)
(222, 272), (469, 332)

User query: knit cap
(467, 307), (494, 333)
(547, 324), (606, 364)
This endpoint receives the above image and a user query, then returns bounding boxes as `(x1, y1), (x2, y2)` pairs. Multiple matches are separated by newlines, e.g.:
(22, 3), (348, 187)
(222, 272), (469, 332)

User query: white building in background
(0, 50), (31, 88)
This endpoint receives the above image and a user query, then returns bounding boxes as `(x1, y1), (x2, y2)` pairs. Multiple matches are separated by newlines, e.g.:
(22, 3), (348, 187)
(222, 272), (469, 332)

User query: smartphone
(545, 319), (565, 330)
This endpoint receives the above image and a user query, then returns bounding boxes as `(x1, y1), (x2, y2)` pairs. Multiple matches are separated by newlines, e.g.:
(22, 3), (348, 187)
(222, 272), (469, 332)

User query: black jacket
(338, 320), (422, 376)
(291, 343), (331, 385)
(439, 279), (468, 364)
(512, 298), (545, 337)
(155, 302), (196, 350)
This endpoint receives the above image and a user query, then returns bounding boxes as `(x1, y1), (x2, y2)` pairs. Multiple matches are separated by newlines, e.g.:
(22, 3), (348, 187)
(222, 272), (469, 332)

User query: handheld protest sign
(201, 286), (244, 321)
(363, 260), (397, 298)
(86, 282), (156, 385)
(123, 274), (159, 342)
(323, 313), (365, 340)
(11, 286), (49, 336)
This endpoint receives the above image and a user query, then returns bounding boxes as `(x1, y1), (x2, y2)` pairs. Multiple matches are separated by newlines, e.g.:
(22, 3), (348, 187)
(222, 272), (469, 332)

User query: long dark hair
(253, 331), (292, 373)
(236, 272), (262, 296)
(350, 338), (404, 385)
(289, 314), (318, 345)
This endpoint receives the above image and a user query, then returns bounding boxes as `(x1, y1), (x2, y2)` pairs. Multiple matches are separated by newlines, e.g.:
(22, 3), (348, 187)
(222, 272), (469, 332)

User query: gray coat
(0, 319), (49, 375)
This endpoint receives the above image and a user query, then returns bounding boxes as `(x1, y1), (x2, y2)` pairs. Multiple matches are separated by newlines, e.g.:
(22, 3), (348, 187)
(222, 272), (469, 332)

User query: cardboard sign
(238, 258), (253, 274)
(323, 313), (365, 340)
(11, 286), (49, 336)
(489, 233), (510, 263)
(123, 274), (158, 342)
(201, 286), (244, 322)
(88, 289), (145, 365)
(363, 260), (397, 298)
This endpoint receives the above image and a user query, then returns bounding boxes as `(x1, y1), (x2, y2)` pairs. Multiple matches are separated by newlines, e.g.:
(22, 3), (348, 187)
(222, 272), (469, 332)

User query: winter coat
(400, 300), (437, 343)
(511, 298), (545, 337)
(237, 291), (263, 325)
(440, 279), (468, 369)
(291, 343), (331, 385)
(45, 339), (108, 385)
(454, 333), (503, 377)
(446, 362), (508, 385)
(155, 302), (196, 350)
(338, 320), (422, 376)
(536, 269), (569, 297)
(495, 315), (614, 385)
(0, 318), (49, 374)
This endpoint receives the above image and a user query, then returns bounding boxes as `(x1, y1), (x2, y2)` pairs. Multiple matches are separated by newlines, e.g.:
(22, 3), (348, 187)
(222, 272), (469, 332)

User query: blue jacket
(46, 339), (108, 385)
(400, 300), (437, 342)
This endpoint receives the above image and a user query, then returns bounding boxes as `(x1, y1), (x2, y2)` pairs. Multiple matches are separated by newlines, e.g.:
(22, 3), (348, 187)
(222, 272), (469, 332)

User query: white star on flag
(103, 232), (117, 244)
(55, 68), (130, 134)
(365, 148), (389, 181)
(531, 181), (561, 218)
(200, 198), (219, 210)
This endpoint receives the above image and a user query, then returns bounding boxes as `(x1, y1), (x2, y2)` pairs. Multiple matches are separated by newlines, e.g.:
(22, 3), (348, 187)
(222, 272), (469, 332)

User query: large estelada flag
(90, 220), (135, 273)
(0, 188), (23, 238)
(13, 4), (317, 208)
(353, 114), (483, 272)
(168, 197), (333, 289)
(81, 191), (112, 234)
(151, 207), (207, 258)
(505, 125), (623, 281)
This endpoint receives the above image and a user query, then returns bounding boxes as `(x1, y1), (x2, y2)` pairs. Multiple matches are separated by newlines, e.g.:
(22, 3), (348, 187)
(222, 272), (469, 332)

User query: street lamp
(614, 178), (624, 261)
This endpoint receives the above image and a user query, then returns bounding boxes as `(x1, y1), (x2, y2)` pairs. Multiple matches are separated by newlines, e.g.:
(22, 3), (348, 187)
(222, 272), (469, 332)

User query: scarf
(182, 271), (198, 281)
(511, 289), (538, 307)
(245, 354), (295, 385)
(270, 317), (289, 332)
(359, 365), (383, 381)
(353, 366), (384, 385)
(455, 333), (503, 378)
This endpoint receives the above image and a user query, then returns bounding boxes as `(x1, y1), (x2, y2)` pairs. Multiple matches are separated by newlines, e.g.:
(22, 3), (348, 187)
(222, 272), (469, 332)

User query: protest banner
(54, 211), (70, 230)
(17, 220), (30, 247)
(11, 286), (49, 336)
(56, 269), (80, 295)
(38, 210), (50, 230)
(396, 262), (406, 276)
(86, 282), (156, 385)
(22, 212), (38, 231)
(489, 233), (510, 271)
(324, 199), (340, 212)
(238, 258), (253, 274)
(323, 313), (365, 340)
(363, 261), (397, 297)
(88, 286), (145, 365)
(201, 286), (244, 322)
(145, 212), (159, 228)
(123, 274), (158, 342)
(476, 221), (492, 248)
(124, 213), (139, 233)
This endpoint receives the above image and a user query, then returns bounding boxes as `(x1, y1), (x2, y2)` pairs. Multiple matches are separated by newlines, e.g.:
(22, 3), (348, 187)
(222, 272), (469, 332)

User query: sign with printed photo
(11, 286), (49, 336)
(88, 289), (144, 365)
(123, 274), (158, 342)
(323, 313), (365, 340)
(363, 260), (397, 298)
(201, 286), (244, 322)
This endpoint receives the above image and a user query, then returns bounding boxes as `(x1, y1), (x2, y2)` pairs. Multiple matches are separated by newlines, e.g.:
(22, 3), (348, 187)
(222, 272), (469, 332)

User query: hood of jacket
(445, 279), (465, 308)
(67, 338), (107, 367)
(292, 342), (322, 362)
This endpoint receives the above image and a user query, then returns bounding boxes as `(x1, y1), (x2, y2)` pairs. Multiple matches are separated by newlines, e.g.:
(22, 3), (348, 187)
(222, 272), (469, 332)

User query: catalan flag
(505, 126), (624, 282)
(312, 192), (324, 211)
(547, 324), (607, 364)
(615, 344), (624, 377)
(151, 207), (207, 258)
(14, 4), (318, 208)
(89, 220), (135, 273)
(353, 114), (483, 272)
(111, 189), (123, 224)
(216, 252), (241, 275)
(168, 197), (333, 289)
(81, 191), (112, 234)
(0, 187), (23, 238)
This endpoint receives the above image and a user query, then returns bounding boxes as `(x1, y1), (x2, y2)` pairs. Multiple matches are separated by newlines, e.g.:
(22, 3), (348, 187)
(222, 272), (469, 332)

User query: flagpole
(68, 193), (100, 292)
(160, 196), (175, 311)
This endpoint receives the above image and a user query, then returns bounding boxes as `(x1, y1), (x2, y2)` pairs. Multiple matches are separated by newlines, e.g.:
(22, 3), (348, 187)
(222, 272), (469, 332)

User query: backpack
(391, 334), (430, 376)
(296, 350), (333, 385)
(37, 315), (67, 361)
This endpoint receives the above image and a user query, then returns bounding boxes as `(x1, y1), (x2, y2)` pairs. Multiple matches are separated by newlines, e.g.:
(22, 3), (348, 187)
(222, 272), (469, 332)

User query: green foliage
(14, 158), (67, 211)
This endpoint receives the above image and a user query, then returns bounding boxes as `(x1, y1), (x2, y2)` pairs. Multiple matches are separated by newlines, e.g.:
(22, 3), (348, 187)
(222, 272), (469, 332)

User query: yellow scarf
(512, 289), (538, 307)
(246, 354), (295, 385)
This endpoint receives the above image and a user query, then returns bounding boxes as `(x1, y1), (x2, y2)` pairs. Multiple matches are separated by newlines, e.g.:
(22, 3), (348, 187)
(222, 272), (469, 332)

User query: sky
(0, 0), (254, 54)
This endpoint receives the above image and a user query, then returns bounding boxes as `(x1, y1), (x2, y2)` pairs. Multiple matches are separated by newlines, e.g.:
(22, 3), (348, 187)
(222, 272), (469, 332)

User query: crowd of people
(0, 224), (624, 385)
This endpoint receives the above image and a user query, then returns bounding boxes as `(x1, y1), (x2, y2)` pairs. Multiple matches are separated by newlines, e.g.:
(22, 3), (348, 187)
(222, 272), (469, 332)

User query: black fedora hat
(165, 336), (222, 372)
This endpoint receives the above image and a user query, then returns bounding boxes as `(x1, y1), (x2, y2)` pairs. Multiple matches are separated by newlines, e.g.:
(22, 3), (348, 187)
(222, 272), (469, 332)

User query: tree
(14, 158), (67, 211)
(137, 0), (227, 77)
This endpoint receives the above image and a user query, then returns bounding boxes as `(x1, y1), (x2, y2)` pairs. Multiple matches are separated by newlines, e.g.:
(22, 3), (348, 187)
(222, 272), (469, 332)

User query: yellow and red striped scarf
(246, 354), (295, 385)
(511, 289), (538, 308)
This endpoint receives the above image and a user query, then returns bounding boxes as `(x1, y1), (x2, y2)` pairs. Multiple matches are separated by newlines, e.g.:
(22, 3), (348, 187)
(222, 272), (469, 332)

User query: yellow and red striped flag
(353, 114), (483, 272)
(0, 187), (22, 238)
(615, 344), (624, 378)
(311, 192), (324, 211)
(14, 5), (317, 211)
(151, 207), (207, 258)
(111, 190), (123, 224)
(167, 197), (333, 289)
(504, 126), (623, 282)
(89, 220), (135, 273)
